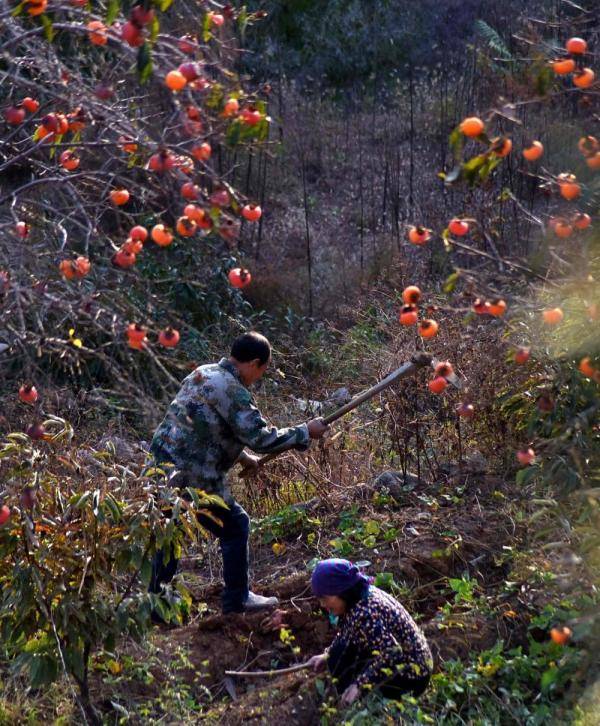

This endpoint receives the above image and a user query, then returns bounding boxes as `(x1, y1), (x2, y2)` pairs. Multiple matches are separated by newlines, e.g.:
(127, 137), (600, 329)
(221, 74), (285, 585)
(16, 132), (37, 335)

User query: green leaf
(106, 0), (119, 25)
(40, 14), (55, 42)
(443, 271), (460, 293)
(541, 666), (558, 692)
(448, 126), (463, 160)
(29, 654), (59, 687)
(160, 0), (174, 10)
(149, 15), (160, 43)
(137, 43), (153, 84)
(11, 2), (24, 16)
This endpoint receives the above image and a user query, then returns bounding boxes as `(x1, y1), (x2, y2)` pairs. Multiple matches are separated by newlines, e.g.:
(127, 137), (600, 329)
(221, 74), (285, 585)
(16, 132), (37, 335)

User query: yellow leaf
(68, 328), (75, 337)
(107, 659), (122, 675)
(272, 542), (286, 556)
(72, 338), (83, 348)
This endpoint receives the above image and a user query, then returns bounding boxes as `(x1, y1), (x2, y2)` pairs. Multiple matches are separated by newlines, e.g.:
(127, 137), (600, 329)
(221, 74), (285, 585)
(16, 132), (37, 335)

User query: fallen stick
(225, 661), (312, 678)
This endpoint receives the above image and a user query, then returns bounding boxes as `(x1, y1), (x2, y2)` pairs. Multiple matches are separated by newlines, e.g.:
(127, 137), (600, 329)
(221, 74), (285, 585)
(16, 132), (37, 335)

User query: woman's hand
(341, 682), (360, 706)
(307, 653), (329, 672)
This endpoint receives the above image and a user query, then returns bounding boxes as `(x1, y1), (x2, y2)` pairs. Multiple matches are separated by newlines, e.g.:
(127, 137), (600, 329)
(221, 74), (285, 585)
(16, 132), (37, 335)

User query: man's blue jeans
(149, 500), (250, 613)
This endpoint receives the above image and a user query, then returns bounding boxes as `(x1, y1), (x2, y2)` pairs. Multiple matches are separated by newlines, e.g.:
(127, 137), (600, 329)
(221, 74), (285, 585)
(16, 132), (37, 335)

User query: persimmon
(579, 357), (596, 378)
(5, 106), (25, 125)
(207, 11), (225, 26)
(26, 0), (47, 16)
(552, 58), (575, 75)
(459, 116), (485, 137)
(112, 248), (136, 268)
(491, 136), (512, 157)
(223, 98), (240, 117)
(15, 221), (29, 238)
(399, 305), (418, 326)
(178, 34), (197, 54)
(573, 68), (595, 89)
(192, 142), (212, 161)
(573, 213), (591, 230)
(165, 70), (187, 91)
(488, 299), (507, 317)
(148, 150), (175, 173)
(242, 204), (262, 222)
(119, 136), (138, 153)
(522, 141), (543, 161)
(67, 107), (86, 133)
(241, 107), (262, 126)
(26, 423), (45, 440)
(586, 152), (600, 170)
(122, 21), (144, 47)
(19, 384), (38, 404)
(110, 189), (130, 206)
(0, 506), (10, 526)
(129, 225), (148, 242)
(472, 298), (491, 315)
(210, 189), (230, 207)
(87, 20), (108, 46)
(228, 268), (251, 288)
(514, 347), (530, 365)
(516, 448), (536, 466)
(456, 402), (475, 418)
(178, 63), (199, 82)
(183, 204), (205, 223)
(197, 213), (213, 231)
(543, 307), (564, 325)
(218, 218), (240, 242)
(22, 97), (39, 113)
(151, 224), (173, 247)
(428, 376), (448, 394)
(59, 256), (90, 280)
(434, 361), (454, 378)
(448, 218), (469, 236)
(565, 37), (587, 55)
(159, 327), (180, 348)
(553, 219), (573, 238)
(578, 135), (599, 156)
(402, 285), (421, 305)
(130, 4), (155, 26)
(176, 216), (197, 237)
(418, 319), (438, 338)
(127, 323), (146, 350)
(59, 150), (80, 171)
(181, 182), (200, 201)
(122, 238), (143, 254)
(558, 175), (580, 201)
(550, 626), (572, 645)
(41, 113), (67, 135)
(408, 226), (431, 245)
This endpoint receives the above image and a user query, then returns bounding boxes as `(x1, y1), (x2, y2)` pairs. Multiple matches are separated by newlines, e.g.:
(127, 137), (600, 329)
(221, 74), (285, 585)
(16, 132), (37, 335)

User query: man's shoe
(243, 591), (279, 611)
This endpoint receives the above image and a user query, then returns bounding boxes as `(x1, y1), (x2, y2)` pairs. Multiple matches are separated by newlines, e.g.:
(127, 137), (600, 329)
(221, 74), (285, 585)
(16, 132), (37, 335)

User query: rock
(327, 387), (351, 405)
(373, 470), (421, 500)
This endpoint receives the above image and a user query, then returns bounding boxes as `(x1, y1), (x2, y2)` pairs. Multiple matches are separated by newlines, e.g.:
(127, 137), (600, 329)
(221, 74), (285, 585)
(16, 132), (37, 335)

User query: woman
(308, 558), (433, 706)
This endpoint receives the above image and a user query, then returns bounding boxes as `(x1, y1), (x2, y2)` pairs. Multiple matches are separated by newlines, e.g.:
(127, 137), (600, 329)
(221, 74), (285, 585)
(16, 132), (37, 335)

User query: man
(149, 331), (329, 615)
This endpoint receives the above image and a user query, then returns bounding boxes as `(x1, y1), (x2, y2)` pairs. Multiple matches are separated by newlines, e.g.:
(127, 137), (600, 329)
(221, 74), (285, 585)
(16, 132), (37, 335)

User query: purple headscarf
(311, 558), (370, 597)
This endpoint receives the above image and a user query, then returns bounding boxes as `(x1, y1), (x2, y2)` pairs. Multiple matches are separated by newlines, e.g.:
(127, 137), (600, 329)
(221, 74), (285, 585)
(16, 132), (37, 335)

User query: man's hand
(307, 652), (329, 672)
(341, 682), (360, 706)
(307, 417), (329, 439)
(238, 451), (260, 477)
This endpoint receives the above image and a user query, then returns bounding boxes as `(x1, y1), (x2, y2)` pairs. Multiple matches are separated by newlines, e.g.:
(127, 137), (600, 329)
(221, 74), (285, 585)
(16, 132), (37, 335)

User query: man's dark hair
(230, 331), (271, 365)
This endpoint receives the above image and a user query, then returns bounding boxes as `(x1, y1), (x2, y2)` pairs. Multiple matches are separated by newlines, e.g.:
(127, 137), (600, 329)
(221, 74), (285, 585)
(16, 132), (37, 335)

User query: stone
(373, 470), (421, 500)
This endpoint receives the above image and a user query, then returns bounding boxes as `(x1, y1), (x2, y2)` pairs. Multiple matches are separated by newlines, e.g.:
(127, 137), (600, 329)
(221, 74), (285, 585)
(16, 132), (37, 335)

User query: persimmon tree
(0, 0), (269, 417)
